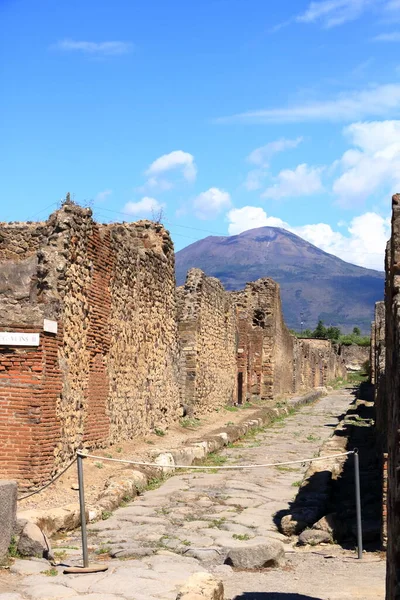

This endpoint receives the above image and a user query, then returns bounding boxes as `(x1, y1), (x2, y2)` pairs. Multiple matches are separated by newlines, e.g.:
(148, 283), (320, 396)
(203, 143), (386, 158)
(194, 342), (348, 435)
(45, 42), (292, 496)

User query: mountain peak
(175, 226), (384, 333)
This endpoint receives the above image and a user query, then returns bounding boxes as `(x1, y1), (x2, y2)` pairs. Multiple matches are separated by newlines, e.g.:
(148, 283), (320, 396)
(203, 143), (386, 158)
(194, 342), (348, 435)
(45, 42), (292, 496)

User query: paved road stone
(5, 389), (386, 599)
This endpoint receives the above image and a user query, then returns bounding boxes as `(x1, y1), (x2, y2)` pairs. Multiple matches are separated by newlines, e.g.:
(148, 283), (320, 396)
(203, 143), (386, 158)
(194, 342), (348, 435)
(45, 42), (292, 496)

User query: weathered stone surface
(280, 515), (308, 536)
(10, 558), (51, 576)
(298, 529), (332, 546)
(312, 514), (335, 534)
(177, 269), (237, 413)
(17, 522), (52, 559)
(0, 480), (17, 564)
(0, 202), (181, 486)
(225, 540), (285, 569)
(176, 572), (224, 600)
(0, 201), (345, 490)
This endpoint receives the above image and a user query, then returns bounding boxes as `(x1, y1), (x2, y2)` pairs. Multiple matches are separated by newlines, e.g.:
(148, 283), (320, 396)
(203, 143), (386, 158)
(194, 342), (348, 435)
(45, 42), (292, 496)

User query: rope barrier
(78, 450), (355, 470)
(16, 449), (356, 501)
(17, 457), (77, 501)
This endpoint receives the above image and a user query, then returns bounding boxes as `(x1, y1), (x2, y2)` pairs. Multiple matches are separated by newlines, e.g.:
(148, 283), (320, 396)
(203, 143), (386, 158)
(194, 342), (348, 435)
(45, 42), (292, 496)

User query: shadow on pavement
(233, 594), (323, 600)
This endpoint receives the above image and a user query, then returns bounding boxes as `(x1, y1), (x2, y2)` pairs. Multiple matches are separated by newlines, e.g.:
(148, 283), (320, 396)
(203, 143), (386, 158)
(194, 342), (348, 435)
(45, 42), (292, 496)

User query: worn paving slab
(3, 389), (385, 599)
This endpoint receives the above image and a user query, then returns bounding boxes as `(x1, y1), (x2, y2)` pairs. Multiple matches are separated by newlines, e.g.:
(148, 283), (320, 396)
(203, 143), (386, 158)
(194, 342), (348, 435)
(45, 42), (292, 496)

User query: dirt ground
(18, 401), (274, 511)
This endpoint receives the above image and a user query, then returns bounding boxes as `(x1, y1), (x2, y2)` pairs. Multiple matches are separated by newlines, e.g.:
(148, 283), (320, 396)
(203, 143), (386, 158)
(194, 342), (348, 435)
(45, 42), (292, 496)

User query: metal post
(77, 453), (89, 568)
(354, 450), (363, 559)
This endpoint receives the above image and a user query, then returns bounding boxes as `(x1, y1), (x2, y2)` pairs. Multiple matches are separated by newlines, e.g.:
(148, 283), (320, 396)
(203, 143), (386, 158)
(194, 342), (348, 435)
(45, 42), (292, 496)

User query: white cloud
(227, 207), (286, 235)
(247, 137), (303, 166)
(296, 0), (375, 28)
(373, 31), (400, 41)
(262, 163), (324, 199)
(95, 189), (113, 203)
(332, 120), (400, 205)
(193, 188), (231, 220)
(244, 169), (267, 191)
(245, 137), (303, 192)
(226, 205), (389, 270)
(123, 197), (165, 218)
(145, 150), (197, 183)
(137, 177), (173, 194)
(216, 83), (400, 124)
(55, 39), (133, 56)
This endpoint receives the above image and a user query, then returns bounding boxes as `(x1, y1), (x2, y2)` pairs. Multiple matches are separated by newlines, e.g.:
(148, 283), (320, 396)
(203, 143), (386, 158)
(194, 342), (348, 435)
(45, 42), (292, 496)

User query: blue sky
(2, 0), (400, 271)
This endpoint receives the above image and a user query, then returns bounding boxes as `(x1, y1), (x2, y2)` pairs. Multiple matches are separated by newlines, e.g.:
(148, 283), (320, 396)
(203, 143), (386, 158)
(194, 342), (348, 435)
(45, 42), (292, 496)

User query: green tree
(326, 326), (341, 341)
(352, 326), (361, 336)
(313, 320), (327, 339)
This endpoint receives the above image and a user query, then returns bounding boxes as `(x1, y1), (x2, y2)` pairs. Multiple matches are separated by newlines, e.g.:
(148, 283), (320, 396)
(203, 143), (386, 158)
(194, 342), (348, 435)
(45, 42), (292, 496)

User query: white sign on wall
(43, 319), (58, 334)
(0, 332), (40, 346)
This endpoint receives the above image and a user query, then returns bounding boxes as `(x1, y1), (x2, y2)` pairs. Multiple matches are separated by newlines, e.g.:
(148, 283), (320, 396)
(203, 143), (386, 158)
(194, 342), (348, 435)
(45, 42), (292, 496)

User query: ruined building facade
(0, 203), (346, 488)
(371, 194), (400, 599)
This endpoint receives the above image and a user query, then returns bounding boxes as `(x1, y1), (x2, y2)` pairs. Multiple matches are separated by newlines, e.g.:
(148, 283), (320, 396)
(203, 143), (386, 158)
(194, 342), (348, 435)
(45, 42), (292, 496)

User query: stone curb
(18, 387), (327, 537)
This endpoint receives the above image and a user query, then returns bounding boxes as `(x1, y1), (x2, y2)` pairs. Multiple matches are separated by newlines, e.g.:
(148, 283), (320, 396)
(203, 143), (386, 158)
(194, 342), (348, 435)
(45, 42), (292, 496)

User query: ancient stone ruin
(0, 202), (346, 489)
(370, 194), (400, 599)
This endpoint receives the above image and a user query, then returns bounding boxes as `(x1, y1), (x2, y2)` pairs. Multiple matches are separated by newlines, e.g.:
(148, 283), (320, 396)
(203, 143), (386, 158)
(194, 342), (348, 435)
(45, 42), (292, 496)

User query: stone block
(17, 521), (52, 559)
(176, 572), (224, 600)
(0, 480), (17, 564)
(225, 539), (285, 569)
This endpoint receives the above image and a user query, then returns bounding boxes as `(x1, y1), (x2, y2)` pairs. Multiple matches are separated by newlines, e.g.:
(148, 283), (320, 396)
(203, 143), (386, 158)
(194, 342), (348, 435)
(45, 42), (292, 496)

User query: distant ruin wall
(231, 280), (345, 403)
(177, 269), (237, 413)
(340, 344), (370, 372)
(383, 194), (400, 600)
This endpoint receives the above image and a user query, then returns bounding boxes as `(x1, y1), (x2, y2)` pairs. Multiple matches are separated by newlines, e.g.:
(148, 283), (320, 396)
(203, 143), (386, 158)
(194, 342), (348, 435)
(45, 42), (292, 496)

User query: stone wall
(0, 201), (346, 488)
(382, 193), (400, 599)
(177, 269), (237, 413)
(0, 202), (181, 486)
(371, 302), (386, 443)
(340, 344), (370, 372)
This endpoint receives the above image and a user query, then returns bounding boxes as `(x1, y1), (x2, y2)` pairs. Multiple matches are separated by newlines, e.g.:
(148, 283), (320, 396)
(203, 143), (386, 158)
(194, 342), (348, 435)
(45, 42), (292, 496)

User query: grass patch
(180, 417), (201, 428)
(145, 476), (164, 491)
(275, 465), (300, 472)
(202, 451), (227, 467)
(96, 545), (111, 555)
(95, 462), (104, 469)
(53, 549), (67, 561)
(8, 536), (20, 559)
(154, 428), (166, 437)
(208, 518), (226, 529)
(292, 480), (302, 487)
(42, 568), (59, 577)
(120, 494), (133, 507)
(232, 533), (251, 541)
(116, 447), (122, 453)
(224, 405), (239, 412)
(306, 434), (321, 442)
(347, 371), (368, 384)
(101, 510), (113, 520)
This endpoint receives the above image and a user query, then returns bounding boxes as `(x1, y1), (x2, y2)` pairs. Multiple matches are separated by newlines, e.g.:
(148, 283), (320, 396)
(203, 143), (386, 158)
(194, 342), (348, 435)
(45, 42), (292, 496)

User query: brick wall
(0, 202), (181, 485)
(0, 327), (62, 487)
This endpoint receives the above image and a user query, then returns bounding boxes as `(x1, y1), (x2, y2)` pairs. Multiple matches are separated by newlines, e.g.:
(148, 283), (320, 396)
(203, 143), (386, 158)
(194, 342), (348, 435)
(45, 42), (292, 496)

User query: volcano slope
(175, 226), (384, 334)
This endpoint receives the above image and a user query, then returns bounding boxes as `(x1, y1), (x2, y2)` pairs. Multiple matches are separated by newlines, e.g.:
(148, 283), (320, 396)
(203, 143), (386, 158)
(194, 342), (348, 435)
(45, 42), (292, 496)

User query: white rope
(78, 450), (354, 470)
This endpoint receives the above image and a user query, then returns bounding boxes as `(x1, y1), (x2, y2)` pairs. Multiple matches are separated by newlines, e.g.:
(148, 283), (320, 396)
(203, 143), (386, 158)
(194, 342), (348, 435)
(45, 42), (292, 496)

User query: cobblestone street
(1, 389), (385, 600)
